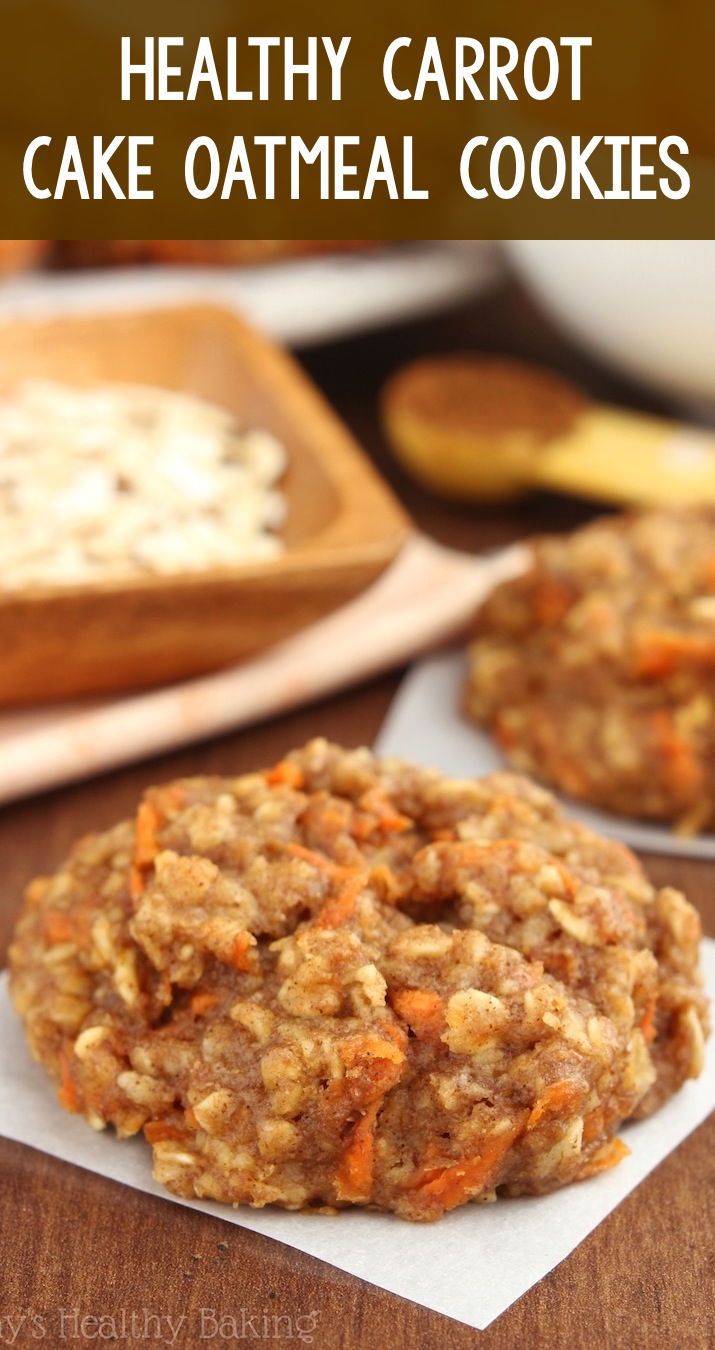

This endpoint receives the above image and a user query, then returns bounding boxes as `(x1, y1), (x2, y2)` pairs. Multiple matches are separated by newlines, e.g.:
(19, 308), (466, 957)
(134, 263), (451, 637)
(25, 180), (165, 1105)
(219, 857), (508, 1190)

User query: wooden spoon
(382, 354), (715, 506)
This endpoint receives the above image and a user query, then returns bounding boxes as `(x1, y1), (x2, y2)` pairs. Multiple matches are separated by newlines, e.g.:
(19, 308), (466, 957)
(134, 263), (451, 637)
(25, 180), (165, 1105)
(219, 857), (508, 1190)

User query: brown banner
(0, 0), (712, 237)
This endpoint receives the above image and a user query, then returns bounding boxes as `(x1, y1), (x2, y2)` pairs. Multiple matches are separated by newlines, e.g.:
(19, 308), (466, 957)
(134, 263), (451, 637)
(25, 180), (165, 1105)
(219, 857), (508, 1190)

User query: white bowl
(506, 240), (715, 408)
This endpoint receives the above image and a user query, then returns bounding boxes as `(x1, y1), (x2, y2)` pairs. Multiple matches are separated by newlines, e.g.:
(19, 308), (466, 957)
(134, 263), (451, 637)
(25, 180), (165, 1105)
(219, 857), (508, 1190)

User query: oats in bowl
(0, 380), (287, 590)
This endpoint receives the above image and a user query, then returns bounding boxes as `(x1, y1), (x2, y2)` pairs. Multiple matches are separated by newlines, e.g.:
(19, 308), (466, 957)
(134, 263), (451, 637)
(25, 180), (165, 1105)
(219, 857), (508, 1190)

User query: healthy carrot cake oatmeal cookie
(468, 507), (715, 834)
(9, 741), (707, 1221)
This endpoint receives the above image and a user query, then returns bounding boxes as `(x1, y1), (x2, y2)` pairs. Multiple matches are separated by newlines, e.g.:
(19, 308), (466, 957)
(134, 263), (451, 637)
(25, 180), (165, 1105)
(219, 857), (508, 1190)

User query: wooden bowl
(0, 305), (409, 704)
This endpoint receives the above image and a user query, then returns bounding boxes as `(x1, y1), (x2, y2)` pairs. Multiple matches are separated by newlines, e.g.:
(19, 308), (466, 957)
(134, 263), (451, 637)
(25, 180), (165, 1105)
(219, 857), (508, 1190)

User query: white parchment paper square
(0, 957), (713, 1332)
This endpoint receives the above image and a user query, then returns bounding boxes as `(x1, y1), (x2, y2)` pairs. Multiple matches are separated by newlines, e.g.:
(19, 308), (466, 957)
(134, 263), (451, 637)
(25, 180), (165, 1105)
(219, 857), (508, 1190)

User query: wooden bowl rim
(0, 302), (410, 608)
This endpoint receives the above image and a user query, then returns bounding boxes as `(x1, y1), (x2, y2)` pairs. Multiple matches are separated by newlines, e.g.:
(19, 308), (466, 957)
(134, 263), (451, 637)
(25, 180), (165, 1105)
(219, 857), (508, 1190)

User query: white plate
(0, 243), (501, 347)
(506, 239), (715, 408)
(377, 649), (715, 860)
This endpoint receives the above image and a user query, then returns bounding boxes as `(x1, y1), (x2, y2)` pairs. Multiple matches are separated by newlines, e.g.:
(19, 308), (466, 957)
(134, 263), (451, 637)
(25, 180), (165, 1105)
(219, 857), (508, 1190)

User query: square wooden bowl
(0, 304), (409, 704)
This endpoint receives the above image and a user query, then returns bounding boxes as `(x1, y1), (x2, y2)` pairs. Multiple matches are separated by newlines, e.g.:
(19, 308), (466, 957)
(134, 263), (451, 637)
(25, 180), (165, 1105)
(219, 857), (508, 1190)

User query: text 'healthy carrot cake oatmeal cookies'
(468, 507), (715, 835)
(9, 741), (708, 1222)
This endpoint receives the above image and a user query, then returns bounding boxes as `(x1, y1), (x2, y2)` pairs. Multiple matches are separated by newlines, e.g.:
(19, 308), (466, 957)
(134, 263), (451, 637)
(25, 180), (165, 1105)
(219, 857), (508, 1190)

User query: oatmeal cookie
(9, 741), (707, 1221)
(468, 507), (715, 833)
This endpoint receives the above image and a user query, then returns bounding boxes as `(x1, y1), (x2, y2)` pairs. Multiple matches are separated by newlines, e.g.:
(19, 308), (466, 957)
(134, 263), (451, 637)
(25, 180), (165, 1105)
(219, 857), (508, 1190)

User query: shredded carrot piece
(340, 1033), (406, 1070)
(134, 801), (162, 864)
(391, 988), (445, 1041)
(190, 992), (219, 1016)
(286, 842), (369, 927)
(527, 1080), (584, 1130)
(315, 870), (367, 929)
(532, 578), (574, 626)
(284, 842), (346, 876)
(649, 710), (703, 797)
(578, 1137), (630, 1180)
(331, 1031), (406, 1117)
(633, 629), (715, 679)
(639, 996), (658, 1044)
(408, 1122), (524, 1210)
(44, 911), (74, 945)
(335, 1102), (380, 1203)
(582, 1107), (605, 1145)
(349, 813), (378, 842)
(143, 1120), (189, 1144)
(542, 950), (575, 985)
(317, 803), (352, 835)
(265, 760), (305, 789)
(357, 788), (412, 835)
(335, 1027), (409, 1198)
(495, 713), (517, 751)
(380, 1019), (410, 1054)
(230, 930), (256, 972)
(57, 1046), (80, 1113)
(432, 828), (457, 842)
(130, 800), (163, 899)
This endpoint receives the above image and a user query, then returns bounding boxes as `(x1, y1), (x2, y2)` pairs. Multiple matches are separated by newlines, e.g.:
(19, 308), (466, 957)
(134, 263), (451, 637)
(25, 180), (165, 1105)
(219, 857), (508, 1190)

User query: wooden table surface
(1, 273), (713, 1350)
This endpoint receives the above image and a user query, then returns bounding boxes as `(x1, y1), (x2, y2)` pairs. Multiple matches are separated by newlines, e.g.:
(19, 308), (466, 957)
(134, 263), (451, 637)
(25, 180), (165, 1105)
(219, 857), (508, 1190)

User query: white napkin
(0, 539), (527, 806)
(0, 947), (712, 1333)
(376, 650), (715, 860)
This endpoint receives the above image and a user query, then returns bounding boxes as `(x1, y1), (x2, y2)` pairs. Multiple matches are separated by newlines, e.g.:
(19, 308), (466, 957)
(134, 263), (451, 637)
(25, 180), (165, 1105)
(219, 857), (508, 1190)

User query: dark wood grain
(1, 273), (713, 1350)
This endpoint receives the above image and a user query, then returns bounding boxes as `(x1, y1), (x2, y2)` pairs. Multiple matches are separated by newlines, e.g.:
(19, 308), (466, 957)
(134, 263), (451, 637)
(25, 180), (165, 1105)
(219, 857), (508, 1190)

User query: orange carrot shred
(58, 1046), (80, 1113)
(134, 800), (162, 866)
(266, 760), (305, 789)
(143, 1120), (189, 1144)
(408, 1122), (524, 1210)
(532, 578), (574, 626)
(284, 842), (346, 876)
(649, 710), (703, 797)
(633, 629), (715, 679)
(190, 992), (219, 1016)
(582, 1107), (607, 1144)
(340, 1033), (406, 1070)
(357, 788), (412, 835)
(44, 911), (74, 945)
(130, 800), (163, 899)
(230, 930), (255, 971)
(391, 988), (445, 1041)
(640, 996), (658, 1044)
(527, 1080), (584, 1130)
(335, 1102), (380, 1202)
(315, 871), (366, 928)
(578, 1137), (630, 1180)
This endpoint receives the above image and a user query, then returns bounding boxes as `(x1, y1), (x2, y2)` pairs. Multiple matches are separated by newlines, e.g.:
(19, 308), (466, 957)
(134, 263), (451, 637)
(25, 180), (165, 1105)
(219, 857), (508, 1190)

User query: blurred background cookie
(468, 506), (715, 834)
